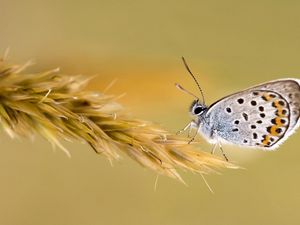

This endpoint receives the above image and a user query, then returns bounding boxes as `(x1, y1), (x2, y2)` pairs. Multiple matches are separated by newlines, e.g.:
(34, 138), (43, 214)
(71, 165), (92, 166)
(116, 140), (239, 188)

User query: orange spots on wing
(262, 93), (273, 101)
(276, 109), (287, 117)
(273, 100), (281, 108)
(262, 92), (277, 101)
(270, 125), (281, 136)
(275, 117), (284, 126)
(262, 135), (271, 146)
(272, 100), (288, 117)
(258, 91), (290, 148)
(267, 123), (285, 136)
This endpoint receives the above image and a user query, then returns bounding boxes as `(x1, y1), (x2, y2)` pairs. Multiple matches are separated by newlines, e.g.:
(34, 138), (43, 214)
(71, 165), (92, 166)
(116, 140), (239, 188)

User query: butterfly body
(189, 78), (300, 150)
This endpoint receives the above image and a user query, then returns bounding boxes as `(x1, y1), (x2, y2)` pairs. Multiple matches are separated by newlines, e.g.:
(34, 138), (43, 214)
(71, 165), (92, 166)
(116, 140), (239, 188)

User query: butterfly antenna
(181, 57), (205, 105)
(175, 83), (199, 100)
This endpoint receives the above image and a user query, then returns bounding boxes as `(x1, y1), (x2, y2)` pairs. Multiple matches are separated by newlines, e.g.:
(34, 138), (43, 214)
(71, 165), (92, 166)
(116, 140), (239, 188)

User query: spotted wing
(205, 79), (300, 149)
(252, 79), (300, 134)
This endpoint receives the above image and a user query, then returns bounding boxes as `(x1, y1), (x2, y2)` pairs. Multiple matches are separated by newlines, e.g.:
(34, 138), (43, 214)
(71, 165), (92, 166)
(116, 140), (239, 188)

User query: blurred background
(1, 0), (300, 224)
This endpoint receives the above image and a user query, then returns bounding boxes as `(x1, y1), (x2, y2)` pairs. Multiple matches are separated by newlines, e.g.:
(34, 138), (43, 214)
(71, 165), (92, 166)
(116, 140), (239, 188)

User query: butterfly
(176, 57), (300, 161)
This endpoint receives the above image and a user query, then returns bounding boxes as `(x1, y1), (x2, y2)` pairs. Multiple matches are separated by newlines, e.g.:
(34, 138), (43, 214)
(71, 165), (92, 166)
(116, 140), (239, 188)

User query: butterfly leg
(188, 123), (201, 144)
(218, 142), (229, 162)
(211, 144), (217, 154)
(211, 129), (229, 161)
(177, 120), (196, 138)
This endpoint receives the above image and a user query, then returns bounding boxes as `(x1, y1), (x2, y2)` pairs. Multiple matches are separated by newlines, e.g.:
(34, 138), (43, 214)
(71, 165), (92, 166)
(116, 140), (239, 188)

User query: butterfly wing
(204, 78), (300, 149)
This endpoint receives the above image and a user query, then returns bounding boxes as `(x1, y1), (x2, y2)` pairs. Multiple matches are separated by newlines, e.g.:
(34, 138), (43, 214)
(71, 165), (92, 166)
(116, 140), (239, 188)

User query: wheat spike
(0, 55), (237, 182)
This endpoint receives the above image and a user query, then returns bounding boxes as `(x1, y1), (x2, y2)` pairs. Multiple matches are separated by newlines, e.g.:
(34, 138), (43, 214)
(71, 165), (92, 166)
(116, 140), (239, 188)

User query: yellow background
(0, 1), (300, 224)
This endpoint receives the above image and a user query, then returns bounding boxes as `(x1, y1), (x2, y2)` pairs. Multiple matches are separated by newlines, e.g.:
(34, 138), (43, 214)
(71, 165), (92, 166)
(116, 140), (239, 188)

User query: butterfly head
(190, 100), (207, 116)
(176, 57), (207, 116)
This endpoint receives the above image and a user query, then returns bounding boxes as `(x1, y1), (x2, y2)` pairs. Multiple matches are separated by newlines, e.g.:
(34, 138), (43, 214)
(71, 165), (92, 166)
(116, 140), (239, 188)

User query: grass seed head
(0, 56), (237, 182)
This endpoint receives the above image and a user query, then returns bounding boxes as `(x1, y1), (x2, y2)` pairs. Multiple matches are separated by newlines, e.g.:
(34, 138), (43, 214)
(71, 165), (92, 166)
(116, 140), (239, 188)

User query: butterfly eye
(193, 107), (203, 115)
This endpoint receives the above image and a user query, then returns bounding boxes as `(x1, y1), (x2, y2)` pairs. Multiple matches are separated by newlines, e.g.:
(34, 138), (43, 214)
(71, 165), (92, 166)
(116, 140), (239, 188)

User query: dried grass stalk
(0, 55), (237, 182)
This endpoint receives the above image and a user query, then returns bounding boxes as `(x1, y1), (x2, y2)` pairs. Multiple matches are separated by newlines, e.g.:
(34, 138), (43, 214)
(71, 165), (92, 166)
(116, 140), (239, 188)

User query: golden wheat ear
(0, 55), (237, 182)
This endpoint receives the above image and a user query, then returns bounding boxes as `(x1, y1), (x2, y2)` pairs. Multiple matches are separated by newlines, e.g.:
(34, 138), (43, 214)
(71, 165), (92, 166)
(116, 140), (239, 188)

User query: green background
(0, 1), (300, 225)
